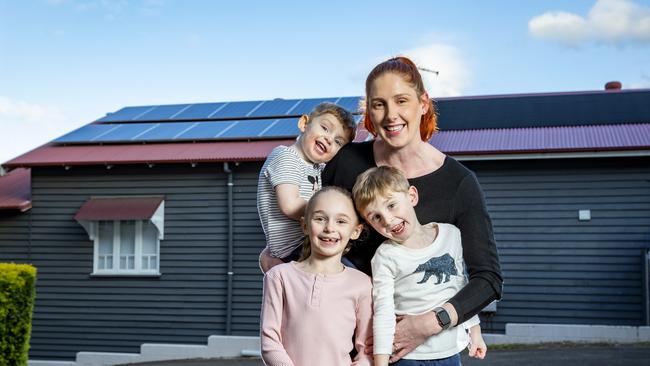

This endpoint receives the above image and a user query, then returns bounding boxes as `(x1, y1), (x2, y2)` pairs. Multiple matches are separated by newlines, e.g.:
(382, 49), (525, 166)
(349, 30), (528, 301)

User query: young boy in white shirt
(257, 102), (356, 272)
(352, 166), (487, 366)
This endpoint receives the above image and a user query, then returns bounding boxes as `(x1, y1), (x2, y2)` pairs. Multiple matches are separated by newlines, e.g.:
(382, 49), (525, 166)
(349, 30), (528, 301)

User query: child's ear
(300, 216), (308, 234)
(408, 186), (419, 206)
(350, 223), (364, 240)
(297, 115), (309, 132)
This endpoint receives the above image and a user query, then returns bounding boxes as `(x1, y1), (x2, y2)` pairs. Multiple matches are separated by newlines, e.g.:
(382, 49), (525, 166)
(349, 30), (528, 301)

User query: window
(93, 220), (160, 275)
(74, 196), (165, 276)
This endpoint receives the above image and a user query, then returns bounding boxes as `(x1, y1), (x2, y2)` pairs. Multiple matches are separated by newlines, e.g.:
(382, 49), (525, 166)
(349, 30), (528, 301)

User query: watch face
(436, 308), (451, 328)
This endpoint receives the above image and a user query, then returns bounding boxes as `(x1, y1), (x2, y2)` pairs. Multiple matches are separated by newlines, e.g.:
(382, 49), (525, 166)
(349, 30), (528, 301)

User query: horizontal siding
(25, 164), (230, 360)
(0, 211), (30, 261)
(231, 163), (266, 334)
(466, 157), (650, 333)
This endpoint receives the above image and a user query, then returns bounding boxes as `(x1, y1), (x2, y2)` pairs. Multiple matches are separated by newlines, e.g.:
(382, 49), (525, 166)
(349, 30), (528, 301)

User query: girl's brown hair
(363, 56), (438, 141)
(298, 186), (358, 261)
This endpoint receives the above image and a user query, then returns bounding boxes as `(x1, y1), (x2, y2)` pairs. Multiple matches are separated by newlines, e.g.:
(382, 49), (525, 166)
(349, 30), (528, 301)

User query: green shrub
(0, 263), (37, 366)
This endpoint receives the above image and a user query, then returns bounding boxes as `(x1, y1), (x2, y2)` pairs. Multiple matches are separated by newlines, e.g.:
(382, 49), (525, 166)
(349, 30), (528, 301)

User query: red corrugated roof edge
(0, 168), (31, 211)
(3, 124), (649, 169)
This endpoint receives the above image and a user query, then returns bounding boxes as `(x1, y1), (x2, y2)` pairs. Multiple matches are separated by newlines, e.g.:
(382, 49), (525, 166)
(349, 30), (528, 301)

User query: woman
(322, 56), (503, 363)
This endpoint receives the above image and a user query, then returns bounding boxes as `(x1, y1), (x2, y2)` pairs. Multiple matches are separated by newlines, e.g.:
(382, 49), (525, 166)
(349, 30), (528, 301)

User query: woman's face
(368, 72), (429, 149)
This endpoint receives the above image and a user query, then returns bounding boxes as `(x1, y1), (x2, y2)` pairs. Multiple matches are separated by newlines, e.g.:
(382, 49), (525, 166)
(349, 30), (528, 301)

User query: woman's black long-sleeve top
(322, 141), (503, 323)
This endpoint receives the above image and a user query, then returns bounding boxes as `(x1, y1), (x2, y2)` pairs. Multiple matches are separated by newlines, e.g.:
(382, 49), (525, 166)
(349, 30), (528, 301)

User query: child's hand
(259, 247), (284, 273)
(468, 335), (487, 359)
(364, 334), (374, 355)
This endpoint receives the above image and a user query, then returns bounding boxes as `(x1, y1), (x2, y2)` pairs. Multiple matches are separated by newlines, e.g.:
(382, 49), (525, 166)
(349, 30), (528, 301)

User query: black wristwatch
(434, 307), (451, 330)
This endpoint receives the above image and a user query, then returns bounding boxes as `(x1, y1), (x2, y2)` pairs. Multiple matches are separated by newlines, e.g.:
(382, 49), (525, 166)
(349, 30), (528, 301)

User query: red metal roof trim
(429, 123), (650, 155)
(0, 168), (31, 211)
(74, 196), (164, 221)
(3, 124), (649, 168)
(4, 139), (295, 167)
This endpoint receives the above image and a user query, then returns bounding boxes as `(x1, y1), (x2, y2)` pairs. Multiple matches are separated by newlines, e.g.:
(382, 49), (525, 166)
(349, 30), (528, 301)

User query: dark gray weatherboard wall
(0, 210), (30, 262)
(466, 156), (650, 332)
(1, 156), (649, 361)
(0, 164), (266, 360)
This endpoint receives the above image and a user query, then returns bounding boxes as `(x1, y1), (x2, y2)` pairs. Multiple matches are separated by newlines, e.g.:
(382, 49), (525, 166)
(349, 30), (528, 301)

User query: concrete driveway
(125, 343), (650, 366)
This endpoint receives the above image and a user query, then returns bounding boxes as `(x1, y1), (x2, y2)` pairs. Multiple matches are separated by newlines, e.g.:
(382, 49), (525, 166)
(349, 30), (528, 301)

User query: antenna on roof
(418, 67), (439, 76)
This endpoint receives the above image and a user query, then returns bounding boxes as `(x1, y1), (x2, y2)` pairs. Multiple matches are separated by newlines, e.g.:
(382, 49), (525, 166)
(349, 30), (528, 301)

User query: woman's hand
(389, 312), (439, 363)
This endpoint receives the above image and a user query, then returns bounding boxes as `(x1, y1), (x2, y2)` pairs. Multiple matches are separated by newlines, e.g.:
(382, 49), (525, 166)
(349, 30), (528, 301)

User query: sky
(1, 0), (650, 164)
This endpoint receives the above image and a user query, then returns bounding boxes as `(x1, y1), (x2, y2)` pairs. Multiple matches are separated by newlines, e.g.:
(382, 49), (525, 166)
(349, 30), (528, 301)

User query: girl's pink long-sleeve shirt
(260, 261), (373, 366)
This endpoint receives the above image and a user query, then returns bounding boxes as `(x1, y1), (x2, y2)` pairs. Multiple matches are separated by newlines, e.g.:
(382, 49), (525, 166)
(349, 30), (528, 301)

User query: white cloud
(0, 96), (71, 164)
(400, 43), (471, 97)
(529, 0), (650, 46)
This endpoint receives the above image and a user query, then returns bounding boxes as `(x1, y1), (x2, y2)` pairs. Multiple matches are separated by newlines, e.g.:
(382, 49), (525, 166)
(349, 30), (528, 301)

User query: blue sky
(1, 0), (649, 164)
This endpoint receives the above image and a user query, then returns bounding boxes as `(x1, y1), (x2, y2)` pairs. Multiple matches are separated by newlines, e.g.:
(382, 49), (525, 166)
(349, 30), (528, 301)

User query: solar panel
(93, 123), (159, 142)
(54, 124), (120, 143)
(175, 121), (236, 140)
(96, 106), (156, 122)
(219, 119), (273, 139)
(336, 97), (362, 113)
(171, 103), (226, 120)
(210, 101), (264, 119)
(248, 99), (301, 118)
(133, 122), (200, 141)
(263, 118), (300, 137)
(290, 98), (338, 115)
(136, 104), (191, 121)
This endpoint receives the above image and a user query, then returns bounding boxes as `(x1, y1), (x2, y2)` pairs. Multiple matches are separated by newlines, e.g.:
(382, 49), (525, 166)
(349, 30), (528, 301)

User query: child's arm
(260, 271), (296, 366)
(370, 250), (398, 366)
(351, 276), (373, 366)
(467, 324), (487, 360)
(275, 183), (308, 220)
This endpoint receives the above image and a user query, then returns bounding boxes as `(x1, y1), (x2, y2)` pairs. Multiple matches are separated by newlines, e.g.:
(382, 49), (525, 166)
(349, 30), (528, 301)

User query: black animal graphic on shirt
(412, 253), (457, 284)
(307, 175), (319, 192)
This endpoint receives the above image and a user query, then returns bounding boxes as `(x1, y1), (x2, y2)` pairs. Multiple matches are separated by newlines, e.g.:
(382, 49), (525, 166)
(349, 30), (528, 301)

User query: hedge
(0, 263), (37, 366)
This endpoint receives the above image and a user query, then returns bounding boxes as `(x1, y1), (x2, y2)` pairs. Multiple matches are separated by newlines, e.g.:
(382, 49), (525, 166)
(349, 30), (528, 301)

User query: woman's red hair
(363, 56), (438, 141)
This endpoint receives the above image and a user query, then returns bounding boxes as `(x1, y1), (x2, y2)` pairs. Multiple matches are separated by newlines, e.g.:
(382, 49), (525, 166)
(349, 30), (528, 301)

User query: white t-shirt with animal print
(371, 222), (480, 360)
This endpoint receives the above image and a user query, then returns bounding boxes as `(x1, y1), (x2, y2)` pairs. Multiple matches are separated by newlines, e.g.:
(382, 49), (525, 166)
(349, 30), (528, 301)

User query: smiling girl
(260, 186), (373, 366)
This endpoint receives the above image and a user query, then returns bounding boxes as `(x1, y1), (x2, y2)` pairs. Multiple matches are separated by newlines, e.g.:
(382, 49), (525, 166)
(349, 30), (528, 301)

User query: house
(1, 87), (649, 361)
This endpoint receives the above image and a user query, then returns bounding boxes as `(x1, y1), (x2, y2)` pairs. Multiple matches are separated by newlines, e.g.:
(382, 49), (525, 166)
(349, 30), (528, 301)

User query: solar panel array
(55, 97), (362, 144)
(95, 96), (360, 122)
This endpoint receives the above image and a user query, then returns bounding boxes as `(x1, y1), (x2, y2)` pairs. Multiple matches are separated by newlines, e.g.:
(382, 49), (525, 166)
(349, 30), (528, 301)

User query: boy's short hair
(306, 102), (357, 143)
(352, 166), (410, 213)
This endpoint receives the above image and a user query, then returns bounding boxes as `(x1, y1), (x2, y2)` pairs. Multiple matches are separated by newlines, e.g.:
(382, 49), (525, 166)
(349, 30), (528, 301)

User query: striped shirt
(257, 145), (322, 259)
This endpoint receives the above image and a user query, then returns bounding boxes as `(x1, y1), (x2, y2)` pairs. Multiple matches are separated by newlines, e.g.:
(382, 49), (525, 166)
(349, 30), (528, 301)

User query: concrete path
(125, 343), (650, 366)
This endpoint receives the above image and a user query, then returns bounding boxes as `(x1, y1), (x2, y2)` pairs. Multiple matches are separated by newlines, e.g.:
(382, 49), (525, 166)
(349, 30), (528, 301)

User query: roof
(436, 88), (650, 130)
(4, 139), (294, 167)
(3, 89), (650, 169)
(4, 124), (648, 168)
(74, 196), (164, 221)
(429, 123), (650, 154)
(0, 168), (31, 211)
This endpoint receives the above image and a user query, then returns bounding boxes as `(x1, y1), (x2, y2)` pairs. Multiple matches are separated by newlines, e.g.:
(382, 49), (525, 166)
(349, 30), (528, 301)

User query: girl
(260, 186), (373, 366)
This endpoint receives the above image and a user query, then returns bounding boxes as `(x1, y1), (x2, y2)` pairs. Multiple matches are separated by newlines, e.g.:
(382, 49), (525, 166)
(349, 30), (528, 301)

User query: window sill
(90, 272), (162, 279)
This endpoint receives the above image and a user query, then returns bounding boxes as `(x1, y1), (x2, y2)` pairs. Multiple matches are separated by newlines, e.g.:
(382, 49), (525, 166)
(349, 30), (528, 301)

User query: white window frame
(91, 220), (161, 276)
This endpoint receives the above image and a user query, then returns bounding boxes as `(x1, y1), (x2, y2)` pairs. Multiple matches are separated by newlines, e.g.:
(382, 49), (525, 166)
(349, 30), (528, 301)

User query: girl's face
(367, 72), (429, 149)
(302, 190), (363, 259)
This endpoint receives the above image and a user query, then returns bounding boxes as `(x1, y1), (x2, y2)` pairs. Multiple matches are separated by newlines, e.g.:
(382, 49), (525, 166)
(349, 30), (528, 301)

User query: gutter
(223, 162), (234, 335)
